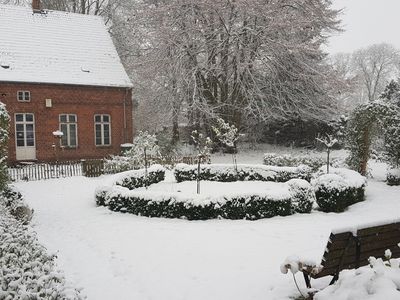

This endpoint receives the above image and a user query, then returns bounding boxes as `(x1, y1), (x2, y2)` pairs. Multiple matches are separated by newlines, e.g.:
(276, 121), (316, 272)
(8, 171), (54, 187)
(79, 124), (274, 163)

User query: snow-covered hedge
(387, 168), (400, 186)
(0, 193), (84, 299)
(263, 153), (344, 172)
(1, 185), (33, 225)
(95, 179), (315, 220)
(287, 179), (316, 213)
(114, 164), (166, 190)
(312, 167), (367, 212)
(174, 163), (312, 183)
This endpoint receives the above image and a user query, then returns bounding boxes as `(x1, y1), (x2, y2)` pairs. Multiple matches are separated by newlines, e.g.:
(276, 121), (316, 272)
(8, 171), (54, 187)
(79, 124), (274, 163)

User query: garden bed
(174, 163), (312, 183)
(96, 178), (315, 220)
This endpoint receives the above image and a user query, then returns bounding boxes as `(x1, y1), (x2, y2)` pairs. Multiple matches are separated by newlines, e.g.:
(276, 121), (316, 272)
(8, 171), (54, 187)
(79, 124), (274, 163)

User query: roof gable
(0, 5), (133, 88)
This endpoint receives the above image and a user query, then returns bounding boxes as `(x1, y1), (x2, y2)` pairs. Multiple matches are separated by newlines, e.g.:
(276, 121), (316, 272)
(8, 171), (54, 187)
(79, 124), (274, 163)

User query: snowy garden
(5, 153), (400, 300)
(1, 100), (400, 299)
(2, 1), (400, 299)
(1, 117), (400, 299)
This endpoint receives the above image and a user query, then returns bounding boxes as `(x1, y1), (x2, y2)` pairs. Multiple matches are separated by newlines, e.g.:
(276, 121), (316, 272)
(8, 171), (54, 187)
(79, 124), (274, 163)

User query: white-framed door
(15, 113), (36, 161)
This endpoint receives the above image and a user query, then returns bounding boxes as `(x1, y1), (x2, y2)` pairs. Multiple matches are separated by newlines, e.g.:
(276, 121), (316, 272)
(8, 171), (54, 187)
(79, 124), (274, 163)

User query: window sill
(95, 145), (112, 149)
(60, 146), (78, 150)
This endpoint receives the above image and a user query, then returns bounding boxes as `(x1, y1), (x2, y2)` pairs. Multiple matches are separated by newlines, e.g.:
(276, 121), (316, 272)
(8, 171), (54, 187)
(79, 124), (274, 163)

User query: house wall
(0, 82), (133, 164)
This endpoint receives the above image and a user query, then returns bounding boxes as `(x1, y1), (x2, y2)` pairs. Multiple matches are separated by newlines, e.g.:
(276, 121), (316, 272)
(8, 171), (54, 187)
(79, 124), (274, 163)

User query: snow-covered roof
(0, 5), (133, 88)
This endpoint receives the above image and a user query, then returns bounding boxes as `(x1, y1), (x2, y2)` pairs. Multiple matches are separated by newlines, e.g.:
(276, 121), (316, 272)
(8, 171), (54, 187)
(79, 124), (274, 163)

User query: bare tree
(329, 52), (364, 110)
(0, 0), (28, 4)
(352, 43), (399, 102)
(112, 0), (341, 140)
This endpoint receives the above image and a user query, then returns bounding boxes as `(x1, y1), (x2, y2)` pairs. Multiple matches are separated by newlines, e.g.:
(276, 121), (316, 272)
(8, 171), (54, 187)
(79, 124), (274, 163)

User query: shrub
(286, 179), (315, 213)
(312, 168), (366, 212)
(114, 164), (166, 190)
(1, 185), (33, 225)
(263, 152), (344, 172)
(95, 186), (293, 220)
(0, 195), (83, 299)
(174, 163), (312, 183)
(95, 176), (316, 220)
(387, 168), (400, 186)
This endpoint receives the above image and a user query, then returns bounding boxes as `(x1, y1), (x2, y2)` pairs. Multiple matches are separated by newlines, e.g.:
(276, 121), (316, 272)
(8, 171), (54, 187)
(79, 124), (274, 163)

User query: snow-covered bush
(95, 185), (294, 220)
(95, 165), (165, 206)
(387, 168), (400, 186)
(104, 155), (135, 173)
(104, 131), (160, 173)
(1, 185), (33, 225)
(286, 179), (316, 214)
(0, 101), (9, 192)
(312, 167), (367, 212)
(95, 173), (316, 220)
(115, 164), (165, 190)
(263, 153), (343, 172)
(0, 197), (84, 299)
(212, 117), (239, 154)
(345, 101), (400, 176)
(174, 163), (312, 183)
(315, 249), (400, 300)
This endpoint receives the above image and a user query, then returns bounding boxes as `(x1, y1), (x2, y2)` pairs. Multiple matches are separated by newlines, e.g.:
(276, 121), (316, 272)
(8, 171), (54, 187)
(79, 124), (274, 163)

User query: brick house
(0, 1), (133, 164)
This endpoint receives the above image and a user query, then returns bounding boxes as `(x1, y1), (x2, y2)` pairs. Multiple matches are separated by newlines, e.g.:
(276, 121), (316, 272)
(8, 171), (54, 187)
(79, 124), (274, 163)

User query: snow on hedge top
(315, 166), (367, 189)
(103, 164), (165, 186)
(104, 182), (292, 206)
(175, 163), (310, 174)
(0, 5), (132, 88)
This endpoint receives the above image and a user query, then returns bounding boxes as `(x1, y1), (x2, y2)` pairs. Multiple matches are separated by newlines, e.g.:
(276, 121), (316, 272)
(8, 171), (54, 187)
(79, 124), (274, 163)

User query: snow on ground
(15, 160), (400, 300)
(137, 180), (288, 196)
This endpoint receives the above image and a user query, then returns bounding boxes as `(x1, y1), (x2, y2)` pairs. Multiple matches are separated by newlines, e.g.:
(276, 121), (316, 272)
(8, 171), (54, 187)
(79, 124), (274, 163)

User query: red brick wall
(0, 82), (133, 164)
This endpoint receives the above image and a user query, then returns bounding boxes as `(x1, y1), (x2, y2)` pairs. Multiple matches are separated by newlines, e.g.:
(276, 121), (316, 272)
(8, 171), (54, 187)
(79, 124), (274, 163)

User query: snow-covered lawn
(15, 161), (400, 300)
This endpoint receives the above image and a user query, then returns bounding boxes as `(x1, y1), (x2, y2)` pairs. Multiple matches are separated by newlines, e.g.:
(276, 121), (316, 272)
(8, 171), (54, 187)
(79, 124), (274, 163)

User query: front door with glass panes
(15, 113), (36, 160)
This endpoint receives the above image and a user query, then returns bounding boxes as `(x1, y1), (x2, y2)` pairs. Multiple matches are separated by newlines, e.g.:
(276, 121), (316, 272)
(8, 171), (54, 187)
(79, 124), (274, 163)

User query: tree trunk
(80, 0), (86, 14)
(197, 156), (201, 194)
(144, 147), (148, 189)
(360, 129), (370, 176)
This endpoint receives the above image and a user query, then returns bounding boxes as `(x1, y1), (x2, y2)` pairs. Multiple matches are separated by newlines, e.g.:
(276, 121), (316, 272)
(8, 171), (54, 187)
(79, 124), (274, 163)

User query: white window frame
(14, 113), (35, 148)
(59, 114), (78, 148)
(94, 114), (111, 146)
(17, 91), (31, 102)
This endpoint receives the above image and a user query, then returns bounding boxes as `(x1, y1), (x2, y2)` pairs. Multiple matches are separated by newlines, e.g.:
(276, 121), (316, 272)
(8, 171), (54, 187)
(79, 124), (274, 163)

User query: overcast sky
(327, 0), (400, 54)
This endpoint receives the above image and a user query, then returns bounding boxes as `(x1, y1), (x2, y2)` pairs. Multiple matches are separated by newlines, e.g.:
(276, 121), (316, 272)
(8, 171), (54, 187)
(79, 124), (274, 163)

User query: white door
(15, 113), (36, 161)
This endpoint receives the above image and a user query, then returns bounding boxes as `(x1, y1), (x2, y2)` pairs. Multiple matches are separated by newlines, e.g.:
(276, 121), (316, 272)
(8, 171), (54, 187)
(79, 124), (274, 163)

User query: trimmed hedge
(287, 179), (316, 214)
(95, 178), (315, 220)
(115, 164), (166, 190)
(174, 163), (312, 183)
(312, 168), (367, 213)
(95, 187), (293, 220)
(0, 189), (83, 299)
(263, 153), (344, 172)
(387, 168), (400, 186)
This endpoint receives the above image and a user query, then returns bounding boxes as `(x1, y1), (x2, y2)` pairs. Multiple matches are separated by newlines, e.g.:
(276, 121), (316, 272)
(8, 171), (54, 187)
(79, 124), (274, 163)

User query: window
(17, 91), (30, 102)
(15, 113), (35, 147)
(59, 114), (77, 147)
(94, 114), (111, 146)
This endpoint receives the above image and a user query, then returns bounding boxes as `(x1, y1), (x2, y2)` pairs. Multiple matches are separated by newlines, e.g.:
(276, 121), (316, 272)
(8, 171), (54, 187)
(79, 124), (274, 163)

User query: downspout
(123, 88), (128, 143)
